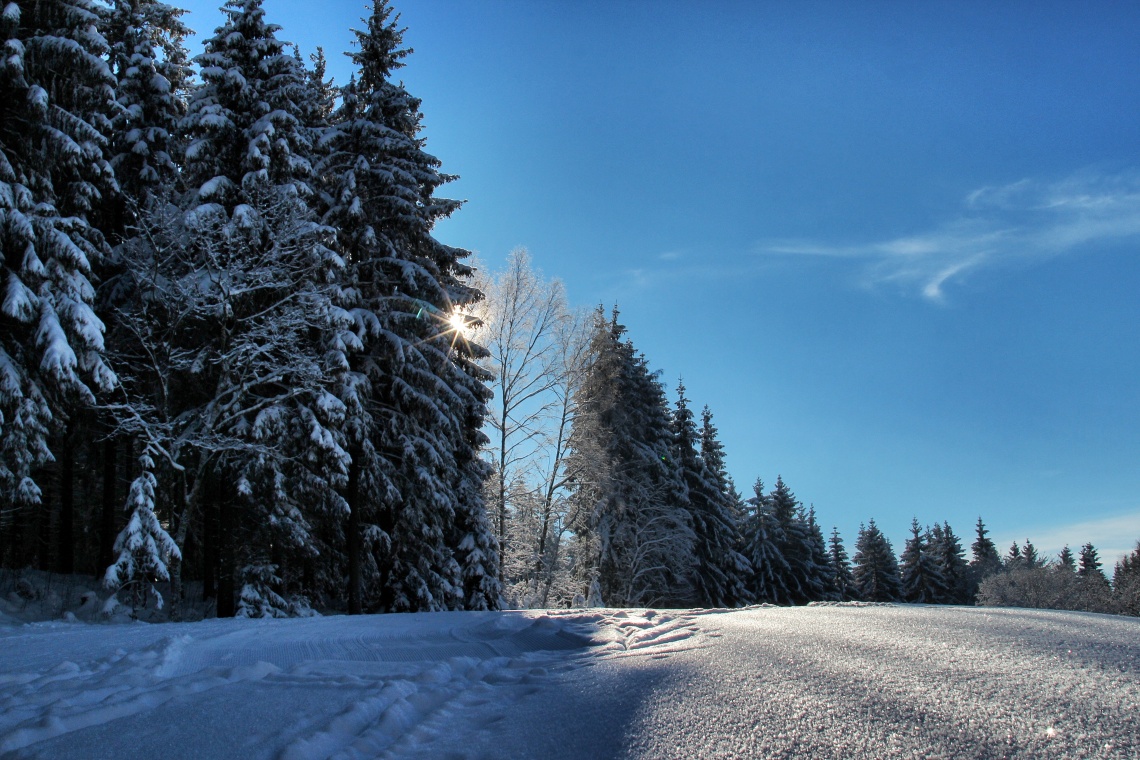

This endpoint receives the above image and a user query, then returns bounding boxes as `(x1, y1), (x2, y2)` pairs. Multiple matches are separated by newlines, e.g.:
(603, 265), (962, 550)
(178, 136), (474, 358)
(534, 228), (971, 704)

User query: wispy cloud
(757, 169), (1140, 302)
(997, 510), (1140, 567)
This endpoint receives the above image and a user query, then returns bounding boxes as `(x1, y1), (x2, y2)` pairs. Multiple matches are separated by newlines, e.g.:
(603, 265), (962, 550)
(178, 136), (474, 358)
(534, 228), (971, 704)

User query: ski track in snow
(0, 605), (1137, 759)
(0, 608), (700, 759)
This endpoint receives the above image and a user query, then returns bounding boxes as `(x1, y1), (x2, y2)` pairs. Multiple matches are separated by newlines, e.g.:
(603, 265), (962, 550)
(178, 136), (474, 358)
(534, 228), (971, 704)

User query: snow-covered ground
(1, 604), (1137, 759)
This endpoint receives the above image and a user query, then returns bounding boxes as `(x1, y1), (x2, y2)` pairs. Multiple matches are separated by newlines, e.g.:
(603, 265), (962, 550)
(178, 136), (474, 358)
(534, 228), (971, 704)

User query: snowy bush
(237, 564), (317, 618)
(977, 565), (1112, 613)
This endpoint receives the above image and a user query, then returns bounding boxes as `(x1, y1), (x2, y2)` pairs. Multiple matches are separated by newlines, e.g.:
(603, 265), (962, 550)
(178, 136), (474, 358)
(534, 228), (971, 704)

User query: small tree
(104, 447), (181, 613)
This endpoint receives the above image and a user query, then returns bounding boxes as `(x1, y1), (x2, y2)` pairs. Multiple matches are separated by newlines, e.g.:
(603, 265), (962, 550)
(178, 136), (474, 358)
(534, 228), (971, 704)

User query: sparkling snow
(0, 605), (1136, 758)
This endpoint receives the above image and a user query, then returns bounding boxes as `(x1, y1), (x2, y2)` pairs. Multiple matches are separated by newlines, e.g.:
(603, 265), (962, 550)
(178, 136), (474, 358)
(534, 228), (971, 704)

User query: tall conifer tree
(567, 307), (692, 607)
(899, 518), (947, 603)
(672, 387), (748, 607)
(0, 0), (117, 548)
(321, 0), (497, 612)
(852, 520), (901, 602)
(741, 478), (790, 603)
(828, 527), (855, 601)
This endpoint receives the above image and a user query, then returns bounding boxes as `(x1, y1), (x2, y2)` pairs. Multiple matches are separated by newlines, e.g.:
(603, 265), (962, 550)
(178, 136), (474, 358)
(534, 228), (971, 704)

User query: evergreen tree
(109, 0), (348, 617)
(0, 0), (117, 521)
(102, 0), (192, 208)
(828, 527), (855, 601)
(1078, 542), (1105, 580)
(566, 307), (693, 607)
(103, 445), (180, 612)
(929, 521), (969, 604)
(1058, 545), (1076, 572)
(899, 518), (947, 604)
(674, 386), (749, 607)
(969, 517), (1002, 578)
(1005, 542), (1023, 569)
(768, 475), (820, 604)
(320, 0), (497, 612)
(805, 506), (838, 601)
(1021, 539), (1042, 569)
(741, 478), (790, 603)
(1113, 541), (1140, 617)
(851, 520), (901, 602)
(698, 406), (752, 606)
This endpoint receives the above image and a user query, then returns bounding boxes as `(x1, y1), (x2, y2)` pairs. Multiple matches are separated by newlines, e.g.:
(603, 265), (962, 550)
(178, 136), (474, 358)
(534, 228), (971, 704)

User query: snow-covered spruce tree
(0, 0), (117, 545)
(102, 0), (192, 210)
(671, 385), (745, 608)
(106, 0), (348, 617)
(1075, 542), (1112, 611)
(828, 527), (856, 601)
(1077, 542), (1105, 581)
(899, 519), (946, 604)
(851, 520), (901, 602)
(766, 475), (822, 604)
(967, 516), (1002, 596)
(1058, 545), (1076, 572)
(319, 0), (497, 612)
(696, 404), (752, 606)
(1114, 541), (1140, 617)
(1021, 539), (1043, 569)
(103, 445), (179, 613)
(1005, 542), (1023, 569)
(741, 478), (791, 604)
(805, 506), (838, 601)
(110, 187), (345, 617)
(928, 521), (969, 604)
(566, 307), (693, 607)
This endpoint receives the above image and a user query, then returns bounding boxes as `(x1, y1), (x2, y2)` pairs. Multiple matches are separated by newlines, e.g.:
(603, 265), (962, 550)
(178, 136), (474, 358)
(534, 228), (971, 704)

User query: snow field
(0, 609), (701, 759)
(1, 605), (1137, 759)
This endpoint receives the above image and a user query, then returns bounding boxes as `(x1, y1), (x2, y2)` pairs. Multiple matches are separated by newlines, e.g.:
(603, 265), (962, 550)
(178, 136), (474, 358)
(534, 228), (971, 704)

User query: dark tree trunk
(57, 439), (74, 574)
(37, 472), (53, 572)
(99, 434), (118, 576)
(202, 499), (217, 601)
(346, 455), (362, 615)
(212, 473), (236, 618)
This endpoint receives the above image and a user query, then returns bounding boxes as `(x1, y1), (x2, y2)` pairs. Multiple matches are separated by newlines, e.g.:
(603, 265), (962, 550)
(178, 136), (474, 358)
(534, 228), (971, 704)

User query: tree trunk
(207, 469), (235, 618)
(216, 500), (236, 617)
(346, 455), (362, 615)
(37, 472), (53, 571)
(168, 481), (194, 622)
(57, 437), (74, 574)
(99, 434), (117, 577)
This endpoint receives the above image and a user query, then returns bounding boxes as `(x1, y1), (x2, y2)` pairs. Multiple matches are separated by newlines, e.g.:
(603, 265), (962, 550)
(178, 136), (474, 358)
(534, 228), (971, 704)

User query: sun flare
(448, 310), (470, 336)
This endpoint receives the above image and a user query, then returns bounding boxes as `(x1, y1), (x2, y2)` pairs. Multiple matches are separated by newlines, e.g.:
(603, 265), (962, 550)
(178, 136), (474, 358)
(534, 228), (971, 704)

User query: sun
(447, 310), (470, 337)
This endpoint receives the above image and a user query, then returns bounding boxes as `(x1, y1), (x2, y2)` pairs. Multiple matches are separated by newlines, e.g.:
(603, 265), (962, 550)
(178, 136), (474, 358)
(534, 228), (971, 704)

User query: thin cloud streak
(757, 170), (1140, 301)
(997, 510), (1140, 568)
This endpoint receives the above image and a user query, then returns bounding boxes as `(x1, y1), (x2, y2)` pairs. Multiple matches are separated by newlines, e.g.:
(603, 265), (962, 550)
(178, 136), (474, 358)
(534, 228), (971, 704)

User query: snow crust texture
(0, 605), (1136, 759)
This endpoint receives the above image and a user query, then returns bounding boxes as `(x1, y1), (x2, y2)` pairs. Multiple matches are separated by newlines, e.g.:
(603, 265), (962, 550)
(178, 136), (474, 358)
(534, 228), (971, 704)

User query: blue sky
(177, 1), (1140, 564)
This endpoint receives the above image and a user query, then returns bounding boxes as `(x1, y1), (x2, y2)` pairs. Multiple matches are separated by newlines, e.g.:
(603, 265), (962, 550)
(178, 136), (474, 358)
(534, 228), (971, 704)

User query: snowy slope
(0, 605), (1136, 759)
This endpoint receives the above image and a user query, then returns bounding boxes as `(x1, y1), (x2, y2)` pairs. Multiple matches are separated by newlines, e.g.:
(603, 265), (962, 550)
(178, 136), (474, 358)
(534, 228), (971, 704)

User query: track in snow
(1, 605), (1137, 759)
(0, 609), (699, 759)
